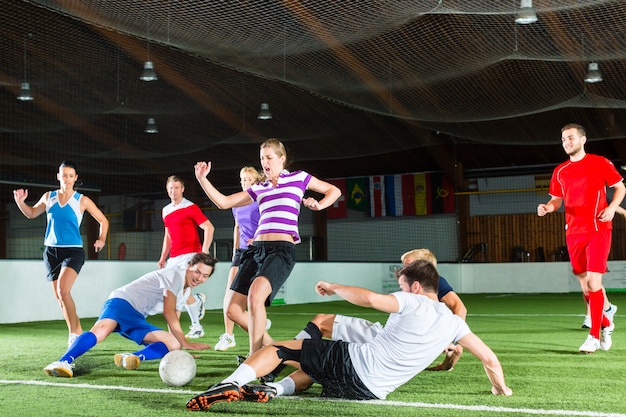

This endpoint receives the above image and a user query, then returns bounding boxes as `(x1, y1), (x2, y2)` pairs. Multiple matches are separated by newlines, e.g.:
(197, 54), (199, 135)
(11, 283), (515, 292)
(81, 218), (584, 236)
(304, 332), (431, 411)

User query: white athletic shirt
(349, 291), (471, 399)
(108, 268), (190, 316)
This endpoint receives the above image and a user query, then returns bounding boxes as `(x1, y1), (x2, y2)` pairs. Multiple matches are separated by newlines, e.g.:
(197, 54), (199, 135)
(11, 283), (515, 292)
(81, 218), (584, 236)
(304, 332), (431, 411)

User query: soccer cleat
(67, 333), (79, 347)
(581, 315), (591, 329)
(186, 382), (242, 411)
(240, 384), (277, 403)
(604, 304), (618, 324)
(44, 360), (74, 378)
(114, 353), (141, 370)
(236, 355), (247, 366)
(214, 333), (236, 351)
(196, 293), (207, 321)
(600, 322), (615, 351)
(266, 318), (272, 331)
(186, 324), (205, 339)
(579, 335), (601, 354)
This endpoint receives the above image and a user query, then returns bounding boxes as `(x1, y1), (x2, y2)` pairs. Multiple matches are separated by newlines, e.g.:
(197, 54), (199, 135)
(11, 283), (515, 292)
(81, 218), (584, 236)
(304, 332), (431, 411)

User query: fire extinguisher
(118, 242), (127, 260)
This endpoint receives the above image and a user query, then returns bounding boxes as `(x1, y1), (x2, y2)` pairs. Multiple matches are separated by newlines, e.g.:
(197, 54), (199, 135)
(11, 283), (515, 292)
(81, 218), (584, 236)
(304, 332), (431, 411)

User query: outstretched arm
(316, 281), (399, 314)
(458, 333), (512, 396)
(13, 189), (47, 219)
(194, 161), (252, 209)
(162, 290), (211, 351)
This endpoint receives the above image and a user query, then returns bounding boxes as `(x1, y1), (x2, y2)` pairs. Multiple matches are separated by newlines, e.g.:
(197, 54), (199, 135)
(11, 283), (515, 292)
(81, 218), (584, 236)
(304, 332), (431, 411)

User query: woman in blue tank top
(13, 161), (109, 346)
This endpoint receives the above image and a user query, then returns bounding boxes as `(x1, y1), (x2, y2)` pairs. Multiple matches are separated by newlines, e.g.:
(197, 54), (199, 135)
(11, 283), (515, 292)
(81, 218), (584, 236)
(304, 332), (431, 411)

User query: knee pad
(275, 344), (301, 363)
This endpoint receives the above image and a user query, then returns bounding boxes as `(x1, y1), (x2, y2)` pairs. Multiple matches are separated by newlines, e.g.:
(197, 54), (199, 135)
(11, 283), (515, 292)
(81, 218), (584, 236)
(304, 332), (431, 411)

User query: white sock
(267, 376), (295, 396)
(222, 363), (256, 387)
(186, 296), (200, 326)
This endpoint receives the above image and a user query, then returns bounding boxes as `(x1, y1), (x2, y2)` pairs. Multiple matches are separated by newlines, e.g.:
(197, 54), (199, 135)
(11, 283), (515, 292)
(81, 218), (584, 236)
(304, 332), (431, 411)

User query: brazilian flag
(346, 177), (369, 211)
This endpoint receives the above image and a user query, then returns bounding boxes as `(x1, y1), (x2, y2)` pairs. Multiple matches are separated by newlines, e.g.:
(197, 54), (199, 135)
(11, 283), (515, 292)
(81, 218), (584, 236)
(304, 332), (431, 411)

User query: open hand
(13, 188), (28, 204)
(194, 161), (212, 179)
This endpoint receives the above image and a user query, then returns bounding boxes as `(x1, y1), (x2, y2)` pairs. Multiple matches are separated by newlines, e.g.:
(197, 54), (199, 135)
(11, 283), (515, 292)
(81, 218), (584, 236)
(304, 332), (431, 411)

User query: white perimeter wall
(2, 260), (626, 324)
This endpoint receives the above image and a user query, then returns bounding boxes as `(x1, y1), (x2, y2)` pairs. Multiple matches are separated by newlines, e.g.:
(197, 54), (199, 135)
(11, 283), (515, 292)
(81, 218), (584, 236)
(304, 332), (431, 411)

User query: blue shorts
(43, 246), (85, 282)
(231, 241), (296, 306)
(300, 339), (377, 400)
(99, 298), (161, 345)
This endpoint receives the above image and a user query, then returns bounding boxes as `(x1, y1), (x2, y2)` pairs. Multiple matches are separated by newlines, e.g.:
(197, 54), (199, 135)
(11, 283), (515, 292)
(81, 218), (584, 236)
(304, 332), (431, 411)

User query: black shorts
(300, 339), (377, 400)
(230, 241), (296, 306)
(43, 246), (86, 282)
(231, 248), (246, 267)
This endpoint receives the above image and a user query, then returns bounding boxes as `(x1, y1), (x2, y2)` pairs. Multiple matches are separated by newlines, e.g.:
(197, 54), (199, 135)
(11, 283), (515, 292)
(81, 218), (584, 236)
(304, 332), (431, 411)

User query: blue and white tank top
(44, 190), (84, 247)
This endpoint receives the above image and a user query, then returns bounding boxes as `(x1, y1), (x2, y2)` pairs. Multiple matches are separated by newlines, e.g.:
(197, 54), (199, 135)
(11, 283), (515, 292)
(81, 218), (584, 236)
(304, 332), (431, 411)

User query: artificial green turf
(1, 293), (625, 417)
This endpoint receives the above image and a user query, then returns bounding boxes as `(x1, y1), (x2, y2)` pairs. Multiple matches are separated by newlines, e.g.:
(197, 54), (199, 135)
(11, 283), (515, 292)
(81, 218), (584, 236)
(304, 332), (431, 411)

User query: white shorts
(332, 315), (383, 343)
(166, 253), (196, 269)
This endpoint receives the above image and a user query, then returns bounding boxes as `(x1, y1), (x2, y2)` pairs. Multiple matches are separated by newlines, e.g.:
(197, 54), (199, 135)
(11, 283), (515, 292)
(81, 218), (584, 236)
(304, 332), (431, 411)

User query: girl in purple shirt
(214, 166), (261, 352)
(195, 138), (341, 356)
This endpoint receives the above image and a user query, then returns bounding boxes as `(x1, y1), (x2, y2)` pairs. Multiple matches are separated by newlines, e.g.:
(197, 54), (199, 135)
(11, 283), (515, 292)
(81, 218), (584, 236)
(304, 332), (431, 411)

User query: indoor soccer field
(1, 293), (624, 417)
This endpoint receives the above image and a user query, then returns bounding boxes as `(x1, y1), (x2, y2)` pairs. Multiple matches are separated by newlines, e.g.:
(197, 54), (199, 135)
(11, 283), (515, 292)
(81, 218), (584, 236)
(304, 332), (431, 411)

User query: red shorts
(566, 229), (611, 275)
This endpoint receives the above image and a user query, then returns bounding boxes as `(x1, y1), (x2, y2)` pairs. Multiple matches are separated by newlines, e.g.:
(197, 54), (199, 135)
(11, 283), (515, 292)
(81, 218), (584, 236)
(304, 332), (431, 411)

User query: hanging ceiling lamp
(140, 13), (158, 81)
(257, 103), (272, 120)
(140, 61), (158, 81)
(584, 62), (602, 83)
(145, 117), (159, 133)
(17, 82), (33, 101)
(515, 0), (538, 25)
(17, 33), (34, 101)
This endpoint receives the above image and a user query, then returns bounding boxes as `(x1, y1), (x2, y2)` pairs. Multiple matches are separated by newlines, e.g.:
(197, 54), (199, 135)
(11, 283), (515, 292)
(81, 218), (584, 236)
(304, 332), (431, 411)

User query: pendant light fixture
(515, 0), (538, 25)
(584, 62), (602, 83)
(145, 117), (159, 133)
(140, 13), (158, 81)
(17, 33), (34, 101)
(257, 103), (272, 120)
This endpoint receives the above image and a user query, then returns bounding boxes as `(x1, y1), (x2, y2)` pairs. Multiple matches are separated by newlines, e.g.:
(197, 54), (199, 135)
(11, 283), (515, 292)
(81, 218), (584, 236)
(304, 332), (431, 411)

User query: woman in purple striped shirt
(195, 138), (341, 356)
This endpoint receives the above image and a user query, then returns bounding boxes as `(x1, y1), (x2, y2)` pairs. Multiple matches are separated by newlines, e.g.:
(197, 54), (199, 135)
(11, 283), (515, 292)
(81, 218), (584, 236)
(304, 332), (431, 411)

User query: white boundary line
(205, 311), (622, 318)
(2, 379), (625, 417)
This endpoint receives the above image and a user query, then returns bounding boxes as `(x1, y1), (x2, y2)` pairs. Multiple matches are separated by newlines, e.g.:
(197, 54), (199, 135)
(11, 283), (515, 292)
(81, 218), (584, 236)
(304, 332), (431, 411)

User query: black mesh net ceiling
(1, 1), (626, 196)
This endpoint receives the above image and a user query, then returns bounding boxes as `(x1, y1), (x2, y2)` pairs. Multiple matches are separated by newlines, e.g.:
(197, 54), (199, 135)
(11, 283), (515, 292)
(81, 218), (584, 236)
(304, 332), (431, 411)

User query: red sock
(588, 289), (603, 339)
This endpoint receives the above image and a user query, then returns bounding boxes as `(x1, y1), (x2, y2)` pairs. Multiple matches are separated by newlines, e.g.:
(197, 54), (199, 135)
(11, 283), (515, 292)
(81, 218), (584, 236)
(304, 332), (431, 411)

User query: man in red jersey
(158, 175), (215, 339)
(538, 123), (623, 353)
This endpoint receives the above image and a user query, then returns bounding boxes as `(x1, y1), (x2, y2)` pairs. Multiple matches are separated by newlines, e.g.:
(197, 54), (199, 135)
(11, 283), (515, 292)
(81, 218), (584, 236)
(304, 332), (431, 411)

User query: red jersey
(549, 154), (623, 235)
(162, 198), (208, 257)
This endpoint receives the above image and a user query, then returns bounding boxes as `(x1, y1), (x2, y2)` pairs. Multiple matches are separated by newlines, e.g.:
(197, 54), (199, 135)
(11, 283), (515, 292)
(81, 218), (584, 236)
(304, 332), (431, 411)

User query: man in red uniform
(158, 175), (215, 339)
(538, 123), (624, 353)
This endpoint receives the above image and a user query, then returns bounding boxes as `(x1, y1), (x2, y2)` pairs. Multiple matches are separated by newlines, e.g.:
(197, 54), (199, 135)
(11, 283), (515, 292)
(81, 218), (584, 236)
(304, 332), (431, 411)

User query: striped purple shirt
(247, 170), (311, 244)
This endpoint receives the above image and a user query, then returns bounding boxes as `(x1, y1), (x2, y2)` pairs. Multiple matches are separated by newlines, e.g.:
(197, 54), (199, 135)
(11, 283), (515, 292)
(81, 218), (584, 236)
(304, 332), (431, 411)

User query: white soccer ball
(159, 350), (197, 387)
